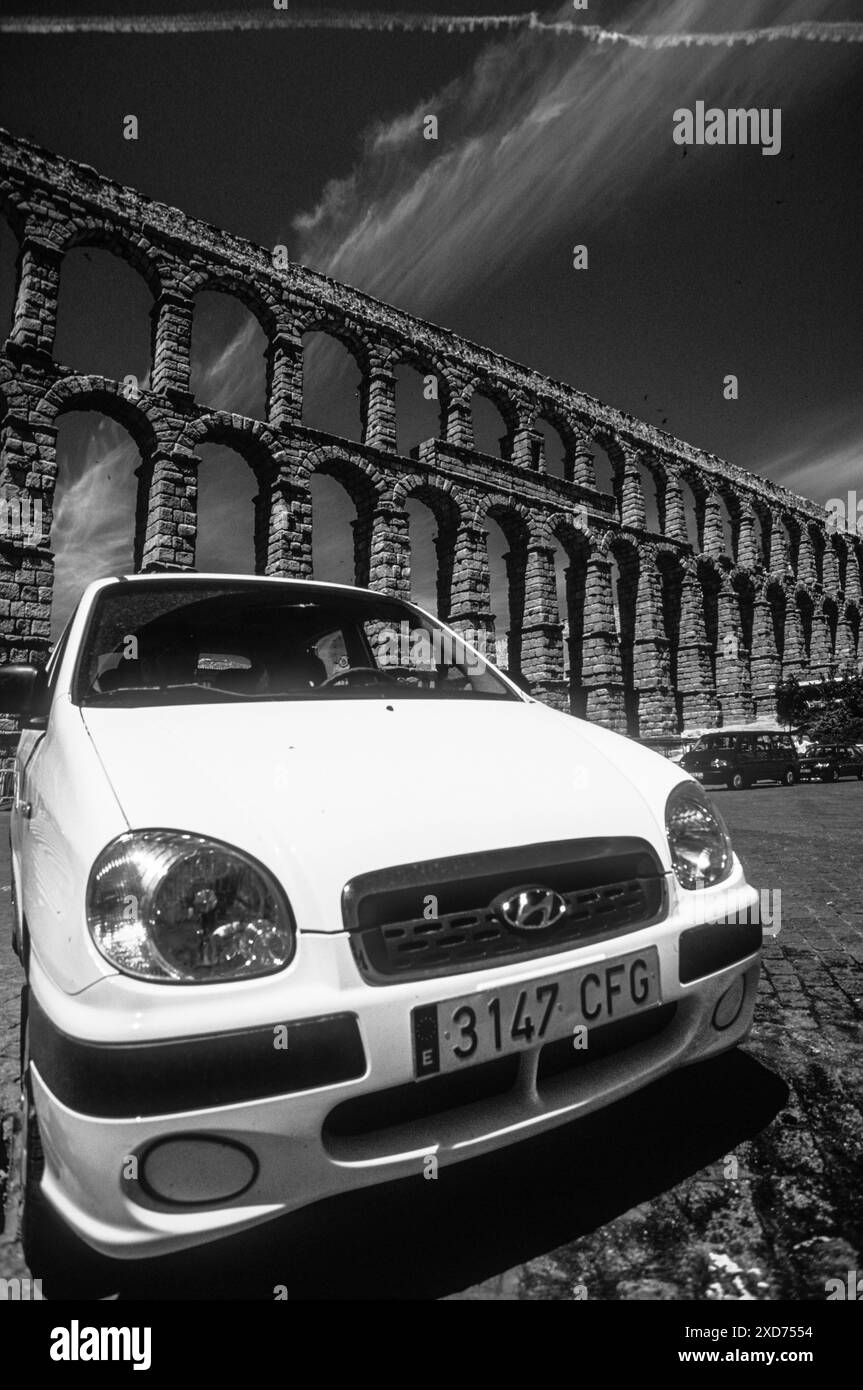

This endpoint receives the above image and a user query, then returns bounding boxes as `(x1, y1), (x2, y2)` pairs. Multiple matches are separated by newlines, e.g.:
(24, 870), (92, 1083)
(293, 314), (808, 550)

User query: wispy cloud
(756, 409), (863, 509)
(294, 0), (858, 311)
(52, 421), (137, 631)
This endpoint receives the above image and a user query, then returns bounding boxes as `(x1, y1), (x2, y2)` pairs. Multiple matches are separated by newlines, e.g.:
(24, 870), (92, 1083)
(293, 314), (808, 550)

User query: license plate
(693, 771), (704, 780)
(412, 947), (661, 1079)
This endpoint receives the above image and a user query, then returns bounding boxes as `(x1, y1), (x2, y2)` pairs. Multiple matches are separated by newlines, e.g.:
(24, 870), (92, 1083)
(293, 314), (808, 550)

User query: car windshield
(73, 580), (519, 707)
(693, 735), (736, 751)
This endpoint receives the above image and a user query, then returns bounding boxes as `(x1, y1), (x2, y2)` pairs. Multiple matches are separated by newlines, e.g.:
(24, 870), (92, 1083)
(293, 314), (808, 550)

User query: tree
(774, 675), (809, 729)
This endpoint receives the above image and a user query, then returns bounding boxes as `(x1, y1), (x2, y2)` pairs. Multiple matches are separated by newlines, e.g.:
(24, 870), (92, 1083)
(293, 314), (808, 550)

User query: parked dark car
(680, 728), (800, 791)
(799, 743), (863, 782)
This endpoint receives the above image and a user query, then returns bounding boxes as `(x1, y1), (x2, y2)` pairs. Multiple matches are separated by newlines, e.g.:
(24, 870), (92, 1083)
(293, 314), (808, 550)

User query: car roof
(699, 725), (791, 735)
(94, 572), (382, 597)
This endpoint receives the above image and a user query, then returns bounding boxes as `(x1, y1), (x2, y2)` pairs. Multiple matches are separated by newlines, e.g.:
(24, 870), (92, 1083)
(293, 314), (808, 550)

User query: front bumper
(29, 870), (761, 1261)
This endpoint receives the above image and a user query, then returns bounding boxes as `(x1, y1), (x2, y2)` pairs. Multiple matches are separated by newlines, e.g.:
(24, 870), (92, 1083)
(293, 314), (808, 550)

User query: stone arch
(528, 402), (583, 481)
(386, 341), (454, 440)
(301, 444), (388, 589)
(795, 587), (815, 670)
(34, 375), (169, 464)
(180, 265), (281, 339)
(175, 414), (288, 572)
(395, 474), (463, 618)
(176, 412), (286, 483)
(546, 511), (593, 712)
(293, 308), (375, 378)
(53, 245), (160, 384)
(56, 220), (170, 300)
(589, 426), (626, 515)
(390, 349), (451, 456)
(696, 556), (724, 685)
(48, 398), (156, 632)
(479, 497), (531, 671)
(821, 594), (840, 673)
(297, 317), (372, 444)
(466, 377), (520, 460)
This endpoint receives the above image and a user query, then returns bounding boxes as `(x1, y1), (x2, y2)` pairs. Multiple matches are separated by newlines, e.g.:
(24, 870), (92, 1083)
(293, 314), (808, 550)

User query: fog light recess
(140, 1136), (257, 1205)
(712, 976), (746, 1031)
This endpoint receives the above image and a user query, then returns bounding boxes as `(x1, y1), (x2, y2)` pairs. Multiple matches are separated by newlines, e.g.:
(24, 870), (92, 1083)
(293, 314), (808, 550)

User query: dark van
(680, 727), (800, 791)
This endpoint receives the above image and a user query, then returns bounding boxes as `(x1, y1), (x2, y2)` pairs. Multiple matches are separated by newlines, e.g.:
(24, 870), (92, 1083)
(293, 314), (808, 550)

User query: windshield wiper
(84, 682), (251, 705)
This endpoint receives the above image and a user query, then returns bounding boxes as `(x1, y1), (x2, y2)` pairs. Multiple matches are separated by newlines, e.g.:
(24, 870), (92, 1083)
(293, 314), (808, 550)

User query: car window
(73, 581), (519, 707)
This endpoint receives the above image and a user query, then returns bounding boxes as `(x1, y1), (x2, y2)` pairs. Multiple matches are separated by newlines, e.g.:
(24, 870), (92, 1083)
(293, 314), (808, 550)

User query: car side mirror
(508, 671), (533, 696)
(0, 664), (50, 728)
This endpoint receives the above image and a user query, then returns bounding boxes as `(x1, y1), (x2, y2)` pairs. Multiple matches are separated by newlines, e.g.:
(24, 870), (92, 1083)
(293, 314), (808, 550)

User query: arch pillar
(0, 429), (53, 669)
(448, 519), (494, 656)
(520, 538), (565, 696)
(361, 364), (397, 453)
(834, 601), (857, 676)
(844, 544), (862, 604)
(632, 547), (676, 734)
(8, 235), (62, 360)
(367, 503), (411, 597)
(264, 474), (312, 578)
(135, 449), (197, 571)
(620, 448), (646, 531)
(736, 502), (759, 570)
(715, 580), (753, 723)
(750, 584), (781, 714)
(676, 563), (720, 728)
(662, 464), (688, 544)
(150, 291), (194, 398)
(578, 545), (627, 732)
(797, 526), (817, 587)
(822, 539), (840, 595)
(769, 513), (789, 579)
(570, 437), (596, 489)
(266, 331), (303, 429)
(511, 423), (544, 472)
(444, 396), (474, 451)
(808, 597), (833, 678)
(782, 597), (806, 677)
(702, 490), (725, 560)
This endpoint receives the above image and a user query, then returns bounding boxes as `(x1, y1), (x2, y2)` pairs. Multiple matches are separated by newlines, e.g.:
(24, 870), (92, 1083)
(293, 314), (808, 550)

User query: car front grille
(343, 837), (666, 984)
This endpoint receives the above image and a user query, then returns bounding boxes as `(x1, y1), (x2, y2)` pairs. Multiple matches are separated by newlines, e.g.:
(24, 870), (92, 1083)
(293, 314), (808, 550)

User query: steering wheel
(318, 665), (394, 689)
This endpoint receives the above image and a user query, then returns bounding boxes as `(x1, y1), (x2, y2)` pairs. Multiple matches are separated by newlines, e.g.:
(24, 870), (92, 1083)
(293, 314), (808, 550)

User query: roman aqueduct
(0, 128), (860, 770)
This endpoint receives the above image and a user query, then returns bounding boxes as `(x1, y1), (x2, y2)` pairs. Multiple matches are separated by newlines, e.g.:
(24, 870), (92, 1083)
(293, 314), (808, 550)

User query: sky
(0, 0), (861, 634)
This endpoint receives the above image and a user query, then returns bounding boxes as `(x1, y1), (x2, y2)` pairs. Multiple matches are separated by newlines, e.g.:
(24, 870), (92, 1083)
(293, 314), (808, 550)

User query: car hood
(81, 698), (684, 932)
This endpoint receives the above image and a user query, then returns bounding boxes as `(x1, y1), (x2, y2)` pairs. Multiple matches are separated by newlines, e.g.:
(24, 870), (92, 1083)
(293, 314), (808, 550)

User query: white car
(4, 574), (761, 1285)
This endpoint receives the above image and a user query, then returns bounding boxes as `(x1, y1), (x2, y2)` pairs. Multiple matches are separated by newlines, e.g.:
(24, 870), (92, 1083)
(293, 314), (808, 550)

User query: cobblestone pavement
(1, 784), (861, 1300)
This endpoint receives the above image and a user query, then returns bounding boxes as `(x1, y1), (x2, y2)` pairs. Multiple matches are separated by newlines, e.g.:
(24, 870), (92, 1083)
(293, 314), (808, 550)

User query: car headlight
(87, 831), (295, 982)
(665, 781), (733, 890)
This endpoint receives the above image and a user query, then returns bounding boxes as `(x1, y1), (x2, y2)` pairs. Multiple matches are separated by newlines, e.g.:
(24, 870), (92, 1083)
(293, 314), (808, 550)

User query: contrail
(1, 10), (862, 45)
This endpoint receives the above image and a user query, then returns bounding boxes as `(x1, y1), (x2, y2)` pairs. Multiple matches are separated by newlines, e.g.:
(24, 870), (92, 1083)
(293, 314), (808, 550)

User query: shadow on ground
(49, 1047), (788, 1300)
